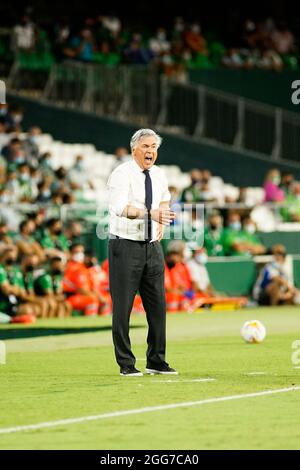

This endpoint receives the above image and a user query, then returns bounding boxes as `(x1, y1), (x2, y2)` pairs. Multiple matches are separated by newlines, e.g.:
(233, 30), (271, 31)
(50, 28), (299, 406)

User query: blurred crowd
(1, 101), (300, 323)
(0, 13), (297, 75)
(0, 103), (96, 217)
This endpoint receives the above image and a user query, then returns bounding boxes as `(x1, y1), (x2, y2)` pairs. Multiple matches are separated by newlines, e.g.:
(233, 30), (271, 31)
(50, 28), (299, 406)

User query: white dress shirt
(107, 159), (170, 241)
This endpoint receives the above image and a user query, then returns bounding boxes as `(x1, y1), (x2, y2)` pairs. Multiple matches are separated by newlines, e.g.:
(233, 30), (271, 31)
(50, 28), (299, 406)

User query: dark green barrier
(189, 69), (300, 114)
(258, 231), (300, 255)
(206, 260), (256, 296)
(293, 259), (300, 288)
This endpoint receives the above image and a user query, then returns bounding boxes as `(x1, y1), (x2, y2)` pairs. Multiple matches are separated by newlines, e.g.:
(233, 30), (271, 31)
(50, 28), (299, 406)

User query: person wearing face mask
(23, 126), (41, 167)
(280, 182), (300, 222)
(223, 213), (266, 257)
(84, 252), (112, 316)
(187, 246), (214, 297)
(0, 248), (44, 319)
(1, 138), (24, 165)
(40, 218), (69, 256)
(63, 244), (99, 316)
(0, 247), (27, 317)
(164, 249), (190, 312)
(16, 219), (45, 262)
(33, 257), (71, 318)
(20, 254), (50, 318)
(68, 155), (94, 192)
(181, 169), (202, 203)
(18, 163), (33, 202)
(164, 242), (203, 312)
(253, 244), (299, 305)
(240, 217), (266, 256)
(204, 212), (225, 256)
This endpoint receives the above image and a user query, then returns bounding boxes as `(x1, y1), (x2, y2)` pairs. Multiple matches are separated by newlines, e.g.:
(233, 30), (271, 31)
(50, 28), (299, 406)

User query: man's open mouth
(145, 156), (153, 162)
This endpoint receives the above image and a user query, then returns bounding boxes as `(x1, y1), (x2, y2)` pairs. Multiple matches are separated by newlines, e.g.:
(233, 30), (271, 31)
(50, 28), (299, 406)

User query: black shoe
(145, 363), (178, 375)
(120, 366), (143, 377)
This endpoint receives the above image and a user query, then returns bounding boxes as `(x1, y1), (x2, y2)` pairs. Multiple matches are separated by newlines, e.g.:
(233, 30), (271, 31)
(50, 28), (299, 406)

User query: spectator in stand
(1, 138), (25, 166)
(101, 14), (122, 38)
(11, 15), (36, 53)
(23, 126), (41, 167)
(280, 172), (295, 196)
(253, 244), (299, 305)
(33, 256), (72, 318)
(5, 170), (21, 203)
(3, 105), (24, 132)
(68, 155), (94, 191)
(39, 218), (69, 256)
(272, 21), (295, 55)
(63, 243), (99, 316)
(280, 183), (300, 222)
(181, 169), (202, 203)
(187, 245), (214, 297)
(112, 147), (131, 169)
(64, 28), (95, 62)
(94, 41), (121, 65)
(263, 169), (285, 202)
(198, 170), (219, 203)
(169, 186), (181, 207)
(222, 212), (265, 257)
(20, 253), (51, 318)
(17, 163), (34, 201)
(26, 210), (46, 242)
(53, 18), (71, 59)
(0, 222), (13, 249)
(39, 152), (55, 178)
(204, 211), (225, 256)
(0, 114), (8, 134)
(149, 28), (171, 58)
(64, 220), (83, 247)
(184, 23), (208, 55)
(15, 219), (45, 261)
(123, 34), (153, 65)
(0, 247), (39, 318)
(35, 179), (52, 203)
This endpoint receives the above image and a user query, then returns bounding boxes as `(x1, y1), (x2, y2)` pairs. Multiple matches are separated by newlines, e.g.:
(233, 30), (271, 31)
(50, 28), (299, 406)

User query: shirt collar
(130, 158), (153, 174)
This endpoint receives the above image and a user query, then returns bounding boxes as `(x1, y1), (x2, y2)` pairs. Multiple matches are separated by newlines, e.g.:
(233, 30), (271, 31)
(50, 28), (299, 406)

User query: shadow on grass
(0, 324), (145, 340)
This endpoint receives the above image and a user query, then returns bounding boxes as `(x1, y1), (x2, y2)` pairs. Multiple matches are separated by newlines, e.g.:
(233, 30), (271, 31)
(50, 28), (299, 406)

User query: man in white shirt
(107, 128), (178, 376)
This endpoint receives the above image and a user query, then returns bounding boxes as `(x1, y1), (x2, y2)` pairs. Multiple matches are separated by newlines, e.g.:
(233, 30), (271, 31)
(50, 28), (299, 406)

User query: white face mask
(244, 224), (256, 234)
(195, 253), (208, 264)
(72, 252), (84, 263)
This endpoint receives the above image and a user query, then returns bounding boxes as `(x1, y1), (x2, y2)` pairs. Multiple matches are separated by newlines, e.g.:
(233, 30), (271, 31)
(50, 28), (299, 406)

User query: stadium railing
(39, 62), (300, 166)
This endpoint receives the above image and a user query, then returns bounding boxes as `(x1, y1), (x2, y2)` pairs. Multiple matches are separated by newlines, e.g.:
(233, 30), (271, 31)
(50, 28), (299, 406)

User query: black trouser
(109, 238), (167, 369)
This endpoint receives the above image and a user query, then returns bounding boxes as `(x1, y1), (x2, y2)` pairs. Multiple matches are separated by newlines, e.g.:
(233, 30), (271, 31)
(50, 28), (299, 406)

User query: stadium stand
(1, 98), (300, 322)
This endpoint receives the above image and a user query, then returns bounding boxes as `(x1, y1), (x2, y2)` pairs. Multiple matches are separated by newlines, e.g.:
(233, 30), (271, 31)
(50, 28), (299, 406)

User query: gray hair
(130, 128), (162, 151)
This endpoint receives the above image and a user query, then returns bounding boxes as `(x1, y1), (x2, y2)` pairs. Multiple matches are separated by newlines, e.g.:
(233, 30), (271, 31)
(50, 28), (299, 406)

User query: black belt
(109, 234), (154, 244)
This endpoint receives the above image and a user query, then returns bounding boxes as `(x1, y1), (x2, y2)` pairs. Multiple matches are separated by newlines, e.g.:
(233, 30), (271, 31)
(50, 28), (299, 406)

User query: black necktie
(143, 169), (153, 241)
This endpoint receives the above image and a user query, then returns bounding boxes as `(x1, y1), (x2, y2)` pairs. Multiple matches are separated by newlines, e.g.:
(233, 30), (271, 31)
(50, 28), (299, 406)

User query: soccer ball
(241, 320), (266, 344)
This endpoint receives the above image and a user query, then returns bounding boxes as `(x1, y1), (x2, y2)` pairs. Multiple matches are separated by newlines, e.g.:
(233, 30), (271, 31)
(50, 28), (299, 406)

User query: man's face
(132, 136), (158, 170)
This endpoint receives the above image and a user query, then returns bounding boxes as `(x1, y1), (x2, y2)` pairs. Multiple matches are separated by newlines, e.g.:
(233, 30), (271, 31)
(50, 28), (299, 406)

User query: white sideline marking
(245, 372), (267, 376)
(0, 386), (299, 435)
(152, 378), (215, 383)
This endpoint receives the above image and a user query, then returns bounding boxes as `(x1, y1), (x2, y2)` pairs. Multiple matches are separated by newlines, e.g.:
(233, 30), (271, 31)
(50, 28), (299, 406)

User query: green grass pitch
(0, 306), (300, 449)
